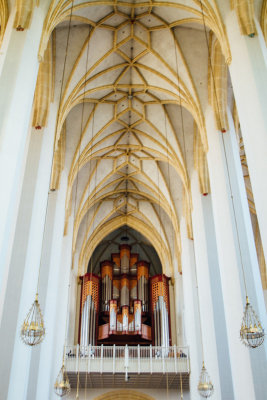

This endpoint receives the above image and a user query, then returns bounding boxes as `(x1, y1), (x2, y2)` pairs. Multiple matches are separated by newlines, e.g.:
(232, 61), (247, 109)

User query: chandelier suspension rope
(220, 132), (265, 348)
(124, 37), (134, 239)
(179, 370), (183, 399)
(163, 78), (185, 398)
(72, 22), (92, 270)
(173, 24), (214, 398)
(86, 107), (95, 277)
(54, 17), (92, 398)
(199, 0), (264, 349)
(75, 25), (95, 400)
(76, 351), (80, 399)
(84, 353), (89, 399)
(20, 0), (77, 350)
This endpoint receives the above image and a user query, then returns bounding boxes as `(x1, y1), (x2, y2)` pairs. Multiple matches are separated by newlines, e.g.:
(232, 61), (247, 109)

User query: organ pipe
(120, 275), (130, 307)
(134, 300), (142, 333)
(101, 261), (113, 312)
(79, 245), (171, 346)
(137, 261), (149, 312)
(79, 273), (100, 346)
(109, 300), (117, 333)
(150, 275), (171, 348)
(120, 244), (130, 274)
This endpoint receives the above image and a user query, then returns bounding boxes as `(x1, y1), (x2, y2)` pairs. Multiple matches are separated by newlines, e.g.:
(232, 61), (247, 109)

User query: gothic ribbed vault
(34, 1), (237, 277)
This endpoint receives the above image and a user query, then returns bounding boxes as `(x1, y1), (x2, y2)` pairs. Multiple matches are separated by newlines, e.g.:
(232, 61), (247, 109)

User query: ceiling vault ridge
(29, 0), (236, 276)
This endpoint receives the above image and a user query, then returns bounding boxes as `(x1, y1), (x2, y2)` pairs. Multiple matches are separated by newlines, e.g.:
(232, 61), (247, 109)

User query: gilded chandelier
(20, 293), (45, 346)
(240, 296), (265, 348)
(198, 362), (214, 398)
(54, 363), (71, 397)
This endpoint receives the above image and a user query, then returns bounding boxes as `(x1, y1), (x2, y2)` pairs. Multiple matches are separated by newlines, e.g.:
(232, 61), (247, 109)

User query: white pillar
(219, 1), (267, 263)
(201, 191), (235, 399)
(34, 172), (73, 400)
(205, 106), (256, 399)
(191, 171), (222, 399)
(6, 103), (57, 400)
(221, 111), (267, 398)
(0, 1), (50, 322)
(0, 126), (44, 399)
(180, 218), (201, 399)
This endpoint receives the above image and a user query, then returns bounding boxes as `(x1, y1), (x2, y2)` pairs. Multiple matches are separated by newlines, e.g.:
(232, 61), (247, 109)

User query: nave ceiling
(49, 1), (218, 277)
(3, 0), (264, 278)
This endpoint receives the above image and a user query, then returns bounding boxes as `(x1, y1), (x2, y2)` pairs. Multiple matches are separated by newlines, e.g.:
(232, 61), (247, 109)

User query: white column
(34, 172), (73, 400)
(205, 106), (256, 399)
(191, 171), (222, 400)
(218, 0), (267, 262)
(180, 218), (201, 399)
(222, 111), (267, 398)
(201, 191), (235, 399)
(0, 1), (50, 322)
(0, 125), (44, 400)
(6, 103), (57, 400)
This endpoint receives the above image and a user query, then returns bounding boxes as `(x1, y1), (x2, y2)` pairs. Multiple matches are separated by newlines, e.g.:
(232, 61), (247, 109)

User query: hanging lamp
(198, 0), (264, 350)
(197, 362), (214, 398)
(54, 280), (72, 397)
(21, 293), (45, 346)
(54, 356), (71, 397)
(240, 296), (264, 348)
(172, 21), (214, 397)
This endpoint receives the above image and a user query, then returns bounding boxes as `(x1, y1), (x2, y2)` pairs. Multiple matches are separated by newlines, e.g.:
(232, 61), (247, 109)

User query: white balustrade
(65, 345), (190, 376)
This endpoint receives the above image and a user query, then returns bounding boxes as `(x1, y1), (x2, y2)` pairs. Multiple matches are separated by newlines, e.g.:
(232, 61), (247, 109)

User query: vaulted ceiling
(0, 0), (265, 281)
(39, 1), (233, 277)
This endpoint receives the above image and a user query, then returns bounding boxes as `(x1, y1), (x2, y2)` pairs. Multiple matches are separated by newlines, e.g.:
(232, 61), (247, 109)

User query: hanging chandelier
(240, 296), (265, 348)
(197, 362), (214, 398)
(20, 293), (45, 346)
(198, 0), (265, 352)
(54, 363), (71, 397)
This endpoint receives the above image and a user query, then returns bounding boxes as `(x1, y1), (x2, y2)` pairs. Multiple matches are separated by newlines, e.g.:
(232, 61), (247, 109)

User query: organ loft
(79, 243), (171, 347)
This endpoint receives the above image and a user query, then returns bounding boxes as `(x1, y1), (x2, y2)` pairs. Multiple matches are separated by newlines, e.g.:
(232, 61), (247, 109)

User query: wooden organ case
(79, 244), (171, 346)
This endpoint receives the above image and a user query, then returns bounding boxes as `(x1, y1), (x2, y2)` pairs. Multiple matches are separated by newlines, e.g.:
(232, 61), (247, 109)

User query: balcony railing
(65, 345), (190, 389)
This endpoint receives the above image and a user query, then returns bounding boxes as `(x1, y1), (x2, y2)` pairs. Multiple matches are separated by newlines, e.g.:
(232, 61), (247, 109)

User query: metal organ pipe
(79, 274), (100, 347)
(134, 300), (142, 332)
(79, 245), (172, 347)
(112, 253), (120, 276)
(130, 253), (138, 275)
(109, 300), (117, 333)
(120, 244), (130, 274)
(120, 275), (130, 307)
(151, 276), (170, 349)
(101, 261), (113, 312)
(137, 261), (149, 312)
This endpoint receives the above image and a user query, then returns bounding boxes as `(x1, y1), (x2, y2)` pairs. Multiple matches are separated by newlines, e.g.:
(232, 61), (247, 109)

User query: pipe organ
(79, 244), (171, 346)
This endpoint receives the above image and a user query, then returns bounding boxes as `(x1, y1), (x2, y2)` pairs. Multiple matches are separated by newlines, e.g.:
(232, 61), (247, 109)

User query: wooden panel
(98, 323), (109, 340)
(141, 324), (151, 341)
